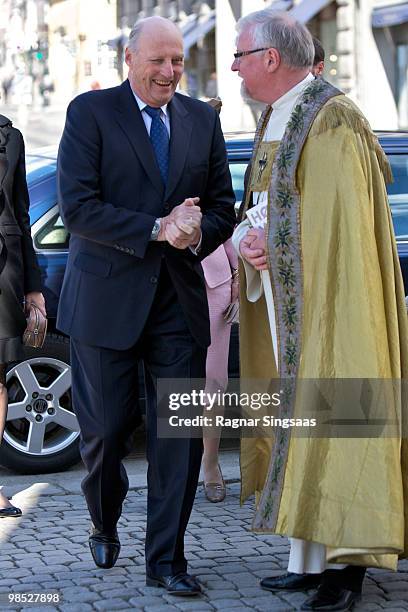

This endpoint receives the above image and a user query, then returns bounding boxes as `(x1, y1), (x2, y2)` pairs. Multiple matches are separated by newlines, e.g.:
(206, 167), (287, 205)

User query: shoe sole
(146, 577), (201, 596)
(204, 490), (226, 503)
(300, 593), (361, 611)
(260, 583), (320, 592)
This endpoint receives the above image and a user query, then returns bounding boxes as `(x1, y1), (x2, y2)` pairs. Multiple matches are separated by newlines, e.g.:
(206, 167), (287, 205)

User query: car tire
(0, 333), (81, 474)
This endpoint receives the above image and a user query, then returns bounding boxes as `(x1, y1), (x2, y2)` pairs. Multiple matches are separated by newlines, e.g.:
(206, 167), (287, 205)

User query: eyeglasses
(233, 47), (269, 60)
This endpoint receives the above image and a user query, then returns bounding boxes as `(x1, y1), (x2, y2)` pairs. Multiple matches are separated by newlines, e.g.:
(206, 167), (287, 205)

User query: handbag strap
(32, 303), (40, 330)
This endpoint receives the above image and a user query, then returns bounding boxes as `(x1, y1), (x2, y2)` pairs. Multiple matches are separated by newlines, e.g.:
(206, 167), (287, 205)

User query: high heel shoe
(204, 464), (226, 503)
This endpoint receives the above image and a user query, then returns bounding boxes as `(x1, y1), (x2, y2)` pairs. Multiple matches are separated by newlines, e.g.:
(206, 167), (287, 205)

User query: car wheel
(0, 333), (81, 474)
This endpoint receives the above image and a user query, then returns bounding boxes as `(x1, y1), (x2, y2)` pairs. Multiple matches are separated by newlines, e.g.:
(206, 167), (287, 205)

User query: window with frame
(34, 213), (70, 250)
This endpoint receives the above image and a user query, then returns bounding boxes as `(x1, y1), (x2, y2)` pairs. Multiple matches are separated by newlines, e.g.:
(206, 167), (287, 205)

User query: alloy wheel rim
(4, 357), (79, 456)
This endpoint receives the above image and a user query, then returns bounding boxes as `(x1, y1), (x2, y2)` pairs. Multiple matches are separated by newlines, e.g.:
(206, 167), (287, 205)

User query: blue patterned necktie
(144, 105), (169, 185)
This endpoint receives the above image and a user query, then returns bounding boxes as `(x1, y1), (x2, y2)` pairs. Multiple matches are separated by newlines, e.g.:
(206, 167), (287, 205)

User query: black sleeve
(12, 132), (42, 293)
(57, 96), (156, 258)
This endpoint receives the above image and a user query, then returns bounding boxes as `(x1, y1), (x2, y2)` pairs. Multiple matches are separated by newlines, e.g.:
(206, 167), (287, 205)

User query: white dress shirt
(232, 73), (315, 360)
(132, 91), (170, 137)
(131, 89), (202, 253)
(233, 73), (315, 284)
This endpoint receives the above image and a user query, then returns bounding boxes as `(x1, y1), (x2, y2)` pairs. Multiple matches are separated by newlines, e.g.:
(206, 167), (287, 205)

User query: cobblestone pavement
(0, 481), (407, 611)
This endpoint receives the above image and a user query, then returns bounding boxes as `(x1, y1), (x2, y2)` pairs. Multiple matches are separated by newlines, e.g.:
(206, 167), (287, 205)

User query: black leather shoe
(301, 584), (361, 610)
(0, 505), (22, 518)
(146, 572), (202, 596)
(260, 572), (322, 592)
(89, 527), (120, 569)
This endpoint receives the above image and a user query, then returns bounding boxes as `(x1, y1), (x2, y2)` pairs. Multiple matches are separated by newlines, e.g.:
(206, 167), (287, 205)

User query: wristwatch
(150, 218), (161, 241)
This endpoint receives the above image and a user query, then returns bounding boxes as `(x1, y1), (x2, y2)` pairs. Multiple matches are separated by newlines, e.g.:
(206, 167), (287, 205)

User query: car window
(230, 155), (408, 241)
(230, 162), (247, 211)
(388, 154), (408, 241)
(34, 213), (70, 250)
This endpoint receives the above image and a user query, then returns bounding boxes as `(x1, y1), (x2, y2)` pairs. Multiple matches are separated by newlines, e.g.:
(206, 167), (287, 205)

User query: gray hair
(128, 20), (146, 52)
(237, 9), (314, 69)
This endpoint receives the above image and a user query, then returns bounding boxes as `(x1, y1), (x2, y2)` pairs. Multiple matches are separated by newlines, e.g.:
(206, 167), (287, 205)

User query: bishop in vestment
(231, 9), (408, 612)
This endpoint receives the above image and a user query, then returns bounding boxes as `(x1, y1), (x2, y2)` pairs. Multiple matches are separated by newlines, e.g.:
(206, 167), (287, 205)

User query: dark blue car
(2, 134), (408, 474)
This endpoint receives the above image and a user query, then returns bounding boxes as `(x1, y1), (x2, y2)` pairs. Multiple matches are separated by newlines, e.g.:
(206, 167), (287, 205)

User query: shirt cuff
(189, 231), (202, 255)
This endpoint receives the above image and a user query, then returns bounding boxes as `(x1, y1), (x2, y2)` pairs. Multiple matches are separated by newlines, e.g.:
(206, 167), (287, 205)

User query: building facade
(47, 0), (118, 103)
(350, 0), (408, 129)
(116, 0), (216, 98)
(1, 0), (407, 130)
(0, 0), (50, 107)
(215, 0), (408, 131)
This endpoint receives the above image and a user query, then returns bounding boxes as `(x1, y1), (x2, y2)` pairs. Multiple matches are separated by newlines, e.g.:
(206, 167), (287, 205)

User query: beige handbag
(23, 303), (47, 348)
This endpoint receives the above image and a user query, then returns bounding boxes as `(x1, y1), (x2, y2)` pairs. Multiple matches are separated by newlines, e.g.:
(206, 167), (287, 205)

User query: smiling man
(57, 16), (235, 595)
(125, 18), (183, 107)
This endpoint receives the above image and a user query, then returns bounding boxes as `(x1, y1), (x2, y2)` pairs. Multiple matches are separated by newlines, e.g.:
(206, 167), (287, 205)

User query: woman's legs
(202, 286), (231, 486)
(0, 364), (12, 509)
(202, 439), (223, 483)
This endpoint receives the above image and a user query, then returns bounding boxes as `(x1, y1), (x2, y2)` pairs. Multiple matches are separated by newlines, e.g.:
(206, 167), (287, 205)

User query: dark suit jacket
(0, 115), (42, 340)
(56, 80), (236, 350)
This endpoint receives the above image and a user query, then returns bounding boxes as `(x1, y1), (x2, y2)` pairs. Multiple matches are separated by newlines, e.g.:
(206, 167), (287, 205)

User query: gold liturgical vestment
(238, 82), (408, 570)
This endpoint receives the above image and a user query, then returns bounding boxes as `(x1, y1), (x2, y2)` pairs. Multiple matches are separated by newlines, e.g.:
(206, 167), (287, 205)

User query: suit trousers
(70, 261), (207, 576)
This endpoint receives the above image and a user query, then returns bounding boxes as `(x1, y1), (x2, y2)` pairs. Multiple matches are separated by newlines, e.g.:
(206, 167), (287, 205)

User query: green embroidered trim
(253, 78), (342, 531)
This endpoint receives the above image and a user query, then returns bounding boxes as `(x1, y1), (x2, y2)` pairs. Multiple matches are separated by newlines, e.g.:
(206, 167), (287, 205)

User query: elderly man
(57, 16), (235, 595)
(232, 9), (408, 612)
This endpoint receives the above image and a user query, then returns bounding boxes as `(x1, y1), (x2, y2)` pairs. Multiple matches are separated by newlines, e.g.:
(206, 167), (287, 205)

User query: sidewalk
(0, 103), (66, 149)
(0, 451), (407, 611)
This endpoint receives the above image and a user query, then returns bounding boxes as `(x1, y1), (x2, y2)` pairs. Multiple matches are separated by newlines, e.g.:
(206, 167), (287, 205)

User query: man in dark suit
(57, 16), (235, 595)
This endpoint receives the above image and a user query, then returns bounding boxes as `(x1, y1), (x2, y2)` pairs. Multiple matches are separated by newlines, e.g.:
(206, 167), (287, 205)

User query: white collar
(132, 90), (168, 117)
(272, 72), (314, 111)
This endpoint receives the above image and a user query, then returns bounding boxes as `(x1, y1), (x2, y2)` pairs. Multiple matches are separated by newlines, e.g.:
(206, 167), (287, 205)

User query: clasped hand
(239, 228), (268, 270)
(159, 197), (202, 249)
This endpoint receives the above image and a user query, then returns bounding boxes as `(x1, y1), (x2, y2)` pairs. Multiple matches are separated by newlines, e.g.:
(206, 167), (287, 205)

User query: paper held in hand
(245, 201), (279, 365)
(246, 201), (268, 229)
